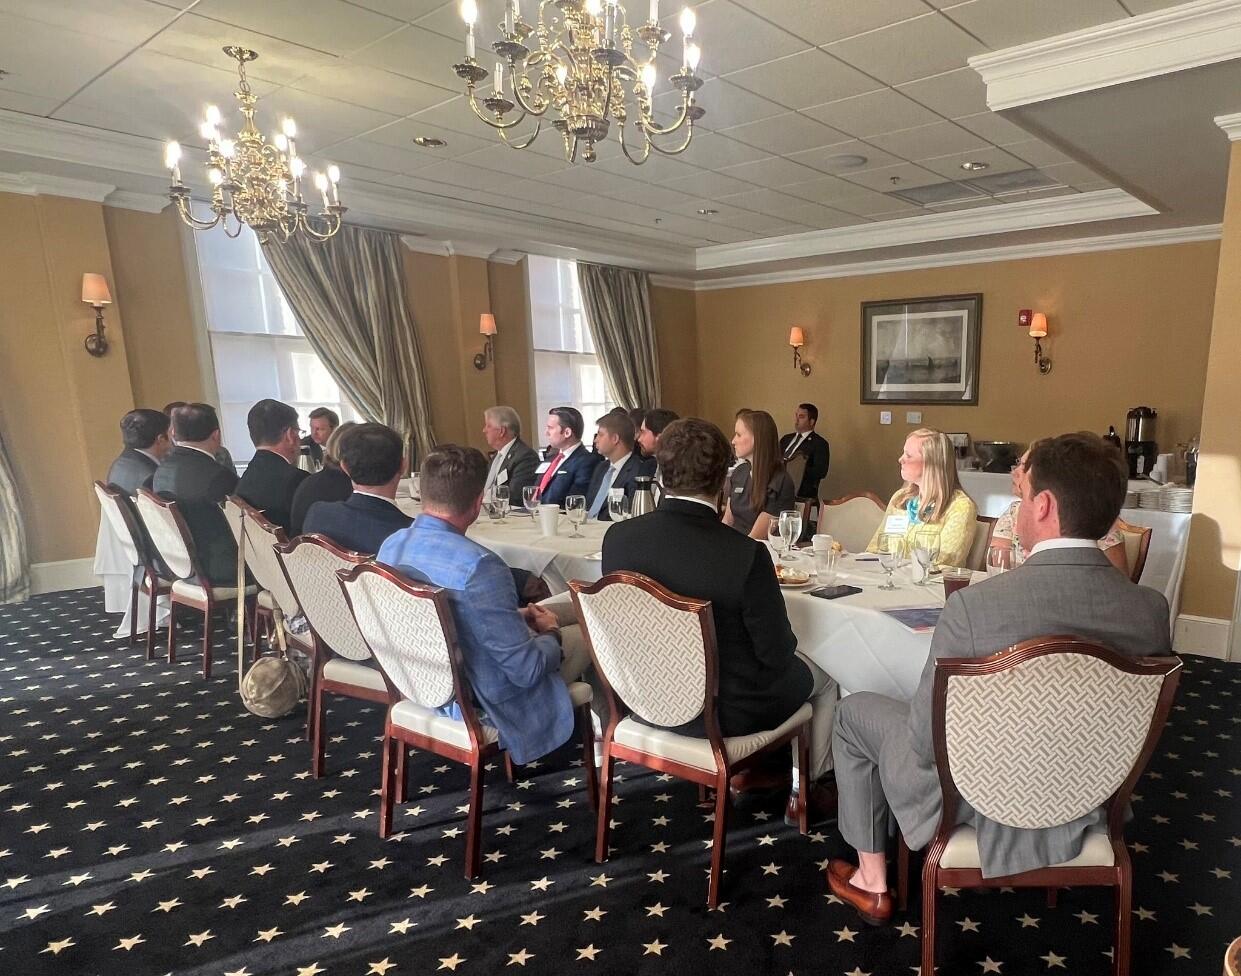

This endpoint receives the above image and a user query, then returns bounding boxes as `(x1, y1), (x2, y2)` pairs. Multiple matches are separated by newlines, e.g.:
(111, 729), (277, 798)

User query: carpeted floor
(0, 588), (1235, 976)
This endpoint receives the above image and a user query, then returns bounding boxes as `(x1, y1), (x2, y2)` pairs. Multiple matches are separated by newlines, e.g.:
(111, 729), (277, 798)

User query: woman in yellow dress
(867, 428), (977, 568)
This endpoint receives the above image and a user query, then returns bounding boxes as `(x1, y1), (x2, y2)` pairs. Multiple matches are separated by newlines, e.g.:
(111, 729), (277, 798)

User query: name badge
(885, 513), (910, 535)
(733, 485), (745, 495)
(534, 460), (551, 475)
(496, 468), (509, 486)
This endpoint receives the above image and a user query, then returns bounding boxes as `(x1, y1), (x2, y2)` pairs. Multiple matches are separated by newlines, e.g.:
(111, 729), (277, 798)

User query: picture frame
(861, 293), (982, 405)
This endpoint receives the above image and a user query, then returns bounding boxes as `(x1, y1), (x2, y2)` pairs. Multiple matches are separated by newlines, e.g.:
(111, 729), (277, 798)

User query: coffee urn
(1125, 406), (1158, 478)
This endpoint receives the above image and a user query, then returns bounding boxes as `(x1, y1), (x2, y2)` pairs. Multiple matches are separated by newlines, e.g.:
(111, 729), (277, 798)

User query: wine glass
(494, 485), (509, 523)
(986, 545), (1012, 577)
(565, 495), (587, 537)
(522, 485), (540, 518)
(767, 518), (784, 558)
(606, 487), (627, 522)
(877, 533), (904, 590)
(778, 509), (803, 562)
(912, 536), (940, 586)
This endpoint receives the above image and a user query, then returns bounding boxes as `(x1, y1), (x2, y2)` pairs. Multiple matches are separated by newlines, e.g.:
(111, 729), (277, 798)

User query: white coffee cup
(812, 533), (834, 553)
(537, 504), (561, 537)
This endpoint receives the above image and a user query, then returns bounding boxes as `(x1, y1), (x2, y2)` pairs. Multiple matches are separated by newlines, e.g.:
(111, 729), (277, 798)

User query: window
(527, 255), (617, 445)
(192, 225), (360, 461)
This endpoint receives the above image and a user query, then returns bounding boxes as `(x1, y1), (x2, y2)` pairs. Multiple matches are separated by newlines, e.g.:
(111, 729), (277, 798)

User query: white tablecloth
(92, 513), (170, 639)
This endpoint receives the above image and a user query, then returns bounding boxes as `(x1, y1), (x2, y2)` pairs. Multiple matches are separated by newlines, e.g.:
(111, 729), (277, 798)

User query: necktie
(588, 465), (616, 518)
(537, 452), (563, 495)
(785, 433), (804, 460)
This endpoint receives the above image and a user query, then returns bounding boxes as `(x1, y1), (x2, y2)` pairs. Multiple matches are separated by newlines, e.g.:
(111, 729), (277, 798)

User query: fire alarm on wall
(1017, 308), (1033, 328)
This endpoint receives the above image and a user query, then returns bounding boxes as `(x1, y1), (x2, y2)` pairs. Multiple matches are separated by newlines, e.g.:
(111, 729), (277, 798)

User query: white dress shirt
(1027, 537), (1100, 557)
(485, 438), (516, 492)
(784, 431), (808, 459)
(350, 488), (402, 511)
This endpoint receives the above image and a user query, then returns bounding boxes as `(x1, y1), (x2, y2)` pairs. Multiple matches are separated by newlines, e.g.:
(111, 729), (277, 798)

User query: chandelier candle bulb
(282, 117), (296, 139)
(219, 138), (236, 159)
(650, 0), (658, 23)
(274, 132), (288, 152)
(461, 0), (477, 57)
(205, 104), (221, 126)
(686, 42), (701, 72)
(641, 63), (656, 95)
(164, 141), (182, 182)
(313, 172), (330, 208)
(208, 167), (224, 186)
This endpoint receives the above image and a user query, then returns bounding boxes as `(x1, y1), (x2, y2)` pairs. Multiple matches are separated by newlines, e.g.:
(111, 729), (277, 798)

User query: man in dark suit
(303, 423), (411, 555)
(636, 408), (679, 505)
(536, 406), (602, 508)
(584, 412), (655, 521)
(300, 406), (339, 470)
(107, 409), (172, 494)
(165, 400), (234, 471)
(827, 433), (1172, 926)
(482, 406), (540, 502)
(236, 399), (310, 534)
(602, 418), (838, 818)
(779, 402), (830, 499)
(151, 403), (238, 584)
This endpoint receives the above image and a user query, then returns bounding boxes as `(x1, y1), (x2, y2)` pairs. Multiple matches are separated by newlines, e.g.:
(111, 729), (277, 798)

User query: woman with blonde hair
(724, 409), (796, 540)
(867, 427), (977, 568)
(289, 421), (358, 536)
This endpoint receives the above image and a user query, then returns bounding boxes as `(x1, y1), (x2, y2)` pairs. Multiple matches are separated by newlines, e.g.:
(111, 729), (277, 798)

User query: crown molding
(0, 170), (115, 201)
(970, 0), (1241, 112)
(693, 188), (1155, 271)
(104, 190), (170, 213)
(1217, 112), (1241, 141)
(679, 224), (1221, 291)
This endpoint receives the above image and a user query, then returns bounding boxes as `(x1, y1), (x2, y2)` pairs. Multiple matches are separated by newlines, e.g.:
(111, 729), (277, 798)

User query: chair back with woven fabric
(784, 454), (807, 498)
(570, 571), (714, 730)
(229, 496), (299, 618)
(223, 495), (244, 546)
(966, 514), (998, 572)
(1115, 518), (1153, 584)
(277, 535), (373, 662)
(95, 481), (142, 568)
(819, 492), (886, 553)
(135, 488), (197, 581)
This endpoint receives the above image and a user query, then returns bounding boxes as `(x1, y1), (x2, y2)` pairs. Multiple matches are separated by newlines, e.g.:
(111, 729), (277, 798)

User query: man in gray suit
(828, 432), (1171, 925)
(481, 406), (540, 501)
(107, 409), (173, 494)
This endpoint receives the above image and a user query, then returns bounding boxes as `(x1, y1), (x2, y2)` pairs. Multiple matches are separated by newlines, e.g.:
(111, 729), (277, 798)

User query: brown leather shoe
(729, 767), (792, 797)
(826, 858), (893, 926)
(784, 778), (838, 827)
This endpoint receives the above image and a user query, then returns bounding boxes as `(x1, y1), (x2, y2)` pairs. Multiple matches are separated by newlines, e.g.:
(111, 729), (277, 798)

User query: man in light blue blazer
(377, 445), (587, 765)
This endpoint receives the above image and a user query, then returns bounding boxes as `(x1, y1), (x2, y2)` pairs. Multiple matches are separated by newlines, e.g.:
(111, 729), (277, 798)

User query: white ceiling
(0, 0), (1198, 258)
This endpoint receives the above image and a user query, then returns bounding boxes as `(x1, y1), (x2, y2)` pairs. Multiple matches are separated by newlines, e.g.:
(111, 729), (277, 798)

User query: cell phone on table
(808, 584), (863, 600)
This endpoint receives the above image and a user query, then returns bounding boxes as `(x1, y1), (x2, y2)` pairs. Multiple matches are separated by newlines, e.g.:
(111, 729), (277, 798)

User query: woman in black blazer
(723, 409), (795, 539)
(289, 422), (356, 536)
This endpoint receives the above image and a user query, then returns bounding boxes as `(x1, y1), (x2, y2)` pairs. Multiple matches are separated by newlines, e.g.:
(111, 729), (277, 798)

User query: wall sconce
(473, 313), (497, 370)
(1018, 309), (1052, 374)
(81, 273), (112, 357)
(788, 326), (811, 376)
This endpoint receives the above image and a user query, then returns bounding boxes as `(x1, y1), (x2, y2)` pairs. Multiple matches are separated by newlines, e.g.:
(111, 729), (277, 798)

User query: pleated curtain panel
(0, 425), (31, 604)
(576, 262), (662, 410)
(262, 225), (436, 462)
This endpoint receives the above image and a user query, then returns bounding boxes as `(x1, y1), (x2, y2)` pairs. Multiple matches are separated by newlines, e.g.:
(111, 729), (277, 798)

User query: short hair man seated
(303, 423), (409, 555)
(236, 398), (310, 534)
(108, 408), (173, 494)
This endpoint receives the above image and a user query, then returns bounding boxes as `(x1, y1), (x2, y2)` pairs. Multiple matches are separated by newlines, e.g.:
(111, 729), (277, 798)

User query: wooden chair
(94, 481), (173, 659)
(784, 455), (807, 497)
(1225, 936), (1241, 976)
(965, 514), (998, 572)
(569, 571), (812, 908)
(818, 491), (886, 552)
(339, 561), (597, 879)
(908, 638), (1181, 976)
(227, 496), (310, 654)
(1114, 518), (1153, 584)
(135, 489), (257, 679)
(275, 535), (384, 777)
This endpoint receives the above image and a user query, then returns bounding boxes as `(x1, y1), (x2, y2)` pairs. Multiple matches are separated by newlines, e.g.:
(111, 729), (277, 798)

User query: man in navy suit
(303, 423), (410, 555)
(107, 409), (173, 495)
(584, 412), (655, 521)
(535, 406), (602, 508)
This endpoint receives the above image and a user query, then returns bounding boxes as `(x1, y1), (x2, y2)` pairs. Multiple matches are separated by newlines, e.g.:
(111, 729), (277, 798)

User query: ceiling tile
(896, 67), (990, 117)
(405, 95), (492, 134)
(0, 89), (61, 115)
(255, 88), (400, 151)
(1039, 161), (1109, 189)
(364, 116), (496, 157)
(0, 0), (181, 45)
(660, 169), (760, 198)
(411, 0), (467, 38)
(784, 139), (904, 174)
(348, 24), (470, 88)
(591, 150), (705, 185)
(409, 158), (520, 191)
(952, 110), (1033, 145)
(782, 176), (922, 215)
(825, 14), (986, 86)
(458, 143), (578, 178)
(189, 0), (403, 55)
(678, 131), (769, 168)
(314, 137), (443, 175)
(723, 49), (881, 110)
(654, 78), (785, 131)
(802, 89), (942, 138)
(344, 0), (446, 22)
(665, 2), (808, 76)
(939, 0), (1128, 49)
(144, 14), (341, 86)
(291, 62), (455, 116)
(719, 112), (850, 155)
(0, 13), (134, 102)
(716, 187), (856, 225)
(839, 161), (944, 192)
(1003, 139), (1075, 168)
(866, 121), (988, 160)
(728, 0), (931, 45)
(711, 208), (806, 233)
(716, 154), (827, 187)
(917, 145), (1030, 180)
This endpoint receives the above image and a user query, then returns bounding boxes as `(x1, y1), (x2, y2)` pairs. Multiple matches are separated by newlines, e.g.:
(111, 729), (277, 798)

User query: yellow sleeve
(934, 491), (979, 568)
(866, 493), (902, 553)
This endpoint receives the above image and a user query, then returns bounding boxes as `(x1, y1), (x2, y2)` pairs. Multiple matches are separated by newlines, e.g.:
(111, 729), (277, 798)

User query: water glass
(813, 548), (839, 584)
(767, 519), (784, 557)
(606, 487), (627, 522)
(565, 495), (587, 537)
(412, 473), (421, 501)
(912, 538), (940, 586)
(494, 485), (509, 522)
(986, 545), (1012, 577)
(522, 485), (541, 517)
(877, 533), (904, 591)
(778, 509), (803, 560)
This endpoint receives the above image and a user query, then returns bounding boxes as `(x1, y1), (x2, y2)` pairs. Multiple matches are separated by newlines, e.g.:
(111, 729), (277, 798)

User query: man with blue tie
(536, 407), (602, 508)
(584, 412), (655, 520)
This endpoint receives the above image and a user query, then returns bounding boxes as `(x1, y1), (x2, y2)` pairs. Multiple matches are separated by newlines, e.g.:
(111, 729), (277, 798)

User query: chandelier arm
(510, 75), (551, 118)
(618, 118), (653, 165)
(172, 195), (225, 231)
(646, 125), (695, 156)
(637, 94), (692, 137)
(498, 120), (543, 150)
(466, 89), (531, 130)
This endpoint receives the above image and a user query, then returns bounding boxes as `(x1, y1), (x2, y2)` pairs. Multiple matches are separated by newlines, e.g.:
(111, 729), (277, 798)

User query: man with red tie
(536, 406), (602, 508)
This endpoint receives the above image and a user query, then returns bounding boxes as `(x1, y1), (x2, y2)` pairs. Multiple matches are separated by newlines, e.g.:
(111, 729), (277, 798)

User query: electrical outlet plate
(879, 411), (892, 425)
(906, 411), (922, 424)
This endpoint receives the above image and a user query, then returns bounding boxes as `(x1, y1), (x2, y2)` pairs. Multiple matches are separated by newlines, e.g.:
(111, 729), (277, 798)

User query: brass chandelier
(452, 0), (705, 164)
(163, 46), (346, 242)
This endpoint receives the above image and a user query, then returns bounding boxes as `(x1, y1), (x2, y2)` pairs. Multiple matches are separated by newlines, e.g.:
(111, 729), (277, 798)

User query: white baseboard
(1173, 614), (1232, 659)
(30, 558), (100, 595)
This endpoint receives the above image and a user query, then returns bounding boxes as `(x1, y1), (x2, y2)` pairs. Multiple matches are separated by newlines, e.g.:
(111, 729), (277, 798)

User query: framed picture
(861, 293), (982, 404)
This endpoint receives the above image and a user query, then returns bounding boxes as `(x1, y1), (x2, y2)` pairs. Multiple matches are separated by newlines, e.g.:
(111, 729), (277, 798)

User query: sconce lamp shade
(788, 326), (805, 348)
(81, 273), (112, 307)
(479, 313), (497, 336)
(1028, 312), (1048, 338)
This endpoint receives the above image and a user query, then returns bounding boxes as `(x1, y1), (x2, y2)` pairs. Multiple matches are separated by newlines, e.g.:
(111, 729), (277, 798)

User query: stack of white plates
(1124, 489), (1140, 509)
(1163, 486), (1194, 512)
(1136, 489), (1162, 509)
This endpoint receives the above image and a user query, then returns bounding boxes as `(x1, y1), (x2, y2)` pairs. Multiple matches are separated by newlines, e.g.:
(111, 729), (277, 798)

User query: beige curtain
(263, 225), (436, 461)
(0, 424), (30, 603)
(576, 262), (662, 410)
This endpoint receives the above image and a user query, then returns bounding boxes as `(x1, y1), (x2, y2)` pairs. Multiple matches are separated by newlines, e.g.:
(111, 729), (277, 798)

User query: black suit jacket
(539, 445), (603, 507)
(601, 498), (813, 736)
(289, 466), (353, 537)
(779, 430), (830, 499)
(237, 450), (310, 535)
(585, 454), (657, 520)
(151, 446), (239, 584)
(492, 438), (540, 500)
(302, 493), (412, 556)
(106, 447), (158, 495)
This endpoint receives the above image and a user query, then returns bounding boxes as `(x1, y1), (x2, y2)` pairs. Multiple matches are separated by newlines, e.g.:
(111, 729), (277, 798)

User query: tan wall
(693, 242), (1218, 503)
(651, 283), (700, 416)
(488, 259), (537, 431)
(403, 249), (466, 447)
(1183, 141), (1241, 620)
